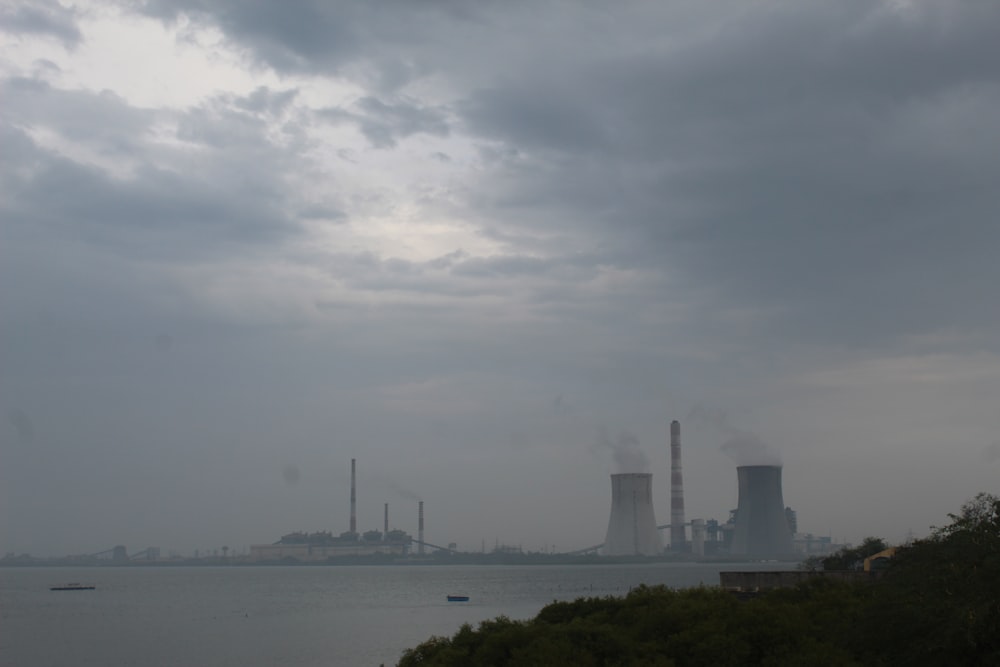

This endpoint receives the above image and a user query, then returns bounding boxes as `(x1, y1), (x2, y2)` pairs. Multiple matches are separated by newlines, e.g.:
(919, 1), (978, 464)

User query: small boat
(50, 583), (95, 591)
(446, 595), (470, 602)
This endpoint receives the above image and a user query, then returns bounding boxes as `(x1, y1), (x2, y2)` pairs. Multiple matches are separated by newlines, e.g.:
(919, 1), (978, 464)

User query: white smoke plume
(597, 428), (650, 473)
(686, 404), (783, 466)
(720, 430), (782, 466)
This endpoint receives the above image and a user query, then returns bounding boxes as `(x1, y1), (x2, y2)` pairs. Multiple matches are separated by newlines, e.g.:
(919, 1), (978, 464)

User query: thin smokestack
(384, 503), (389, 536)
(350, 458), (357, 535)
(670, 420), (686, 551)
(418, 501), (425, 555)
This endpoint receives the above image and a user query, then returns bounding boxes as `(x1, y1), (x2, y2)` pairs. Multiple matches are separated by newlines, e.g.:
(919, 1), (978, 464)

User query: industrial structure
(730, 465), (794, 557)
(418, 501), (425, 556)
(603, 473), (664, 556)
(350, 458), (357, 536)
(669, 419), (686, 552)
(249, 458), (419, 562)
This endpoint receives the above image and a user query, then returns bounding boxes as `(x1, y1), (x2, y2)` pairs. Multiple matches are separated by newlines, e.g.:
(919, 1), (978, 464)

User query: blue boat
(446, 595), (469, 602)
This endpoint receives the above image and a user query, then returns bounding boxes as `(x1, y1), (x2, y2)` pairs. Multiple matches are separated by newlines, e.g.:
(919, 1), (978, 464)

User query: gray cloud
(3, 0), (1000, 557)
(0, 0), (82, 48)
(317, 96), (450, 148)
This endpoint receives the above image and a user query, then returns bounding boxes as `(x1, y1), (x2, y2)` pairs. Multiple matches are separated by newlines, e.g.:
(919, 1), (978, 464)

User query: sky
(2, 0), (999, 558)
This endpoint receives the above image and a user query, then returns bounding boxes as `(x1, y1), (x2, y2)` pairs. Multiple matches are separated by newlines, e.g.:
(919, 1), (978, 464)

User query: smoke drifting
(387, 481), (422, 502)
(686, 404), (782, 467)
(597, 428), (650, 473)
(720, 430), (782, 467)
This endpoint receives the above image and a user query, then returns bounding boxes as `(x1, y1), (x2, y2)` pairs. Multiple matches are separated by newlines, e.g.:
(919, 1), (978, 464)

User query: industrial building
(250, 458), (418, 562)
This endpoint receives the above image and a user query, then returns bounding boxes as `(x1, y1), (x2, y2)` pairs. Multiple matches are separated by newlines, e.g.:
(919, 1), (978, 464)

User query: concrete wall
(719, 570), (883, 591)
(250, 543), (405, 562)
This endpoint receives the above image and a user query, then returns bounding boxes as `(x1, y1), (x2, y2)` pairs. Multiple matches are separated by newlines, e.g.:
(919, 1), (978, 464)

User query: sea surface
(0, 562), (791, 667)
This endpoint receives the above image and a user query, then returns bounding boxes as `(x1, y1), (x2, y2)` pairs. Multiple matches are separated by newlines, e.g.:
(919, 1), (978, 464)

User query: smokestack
(670, 420), (686, 551)
(731, 465), (793, 557)
(350, 458), (357, 536)
(603, 473), (663, 556)
(418, 501), (425, 556)
(384, 503), (389, 537)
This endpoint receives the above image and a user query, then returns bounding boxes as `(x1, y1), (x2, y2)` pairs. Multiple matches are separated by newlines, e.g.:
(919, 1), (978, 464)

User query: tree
(857, 493), (1000, 666)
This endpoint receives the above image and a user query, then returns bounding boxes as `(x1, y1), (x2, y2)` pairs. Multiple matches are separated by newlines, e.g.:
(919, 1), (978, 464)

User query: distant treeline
(399, 493), (1000, 666)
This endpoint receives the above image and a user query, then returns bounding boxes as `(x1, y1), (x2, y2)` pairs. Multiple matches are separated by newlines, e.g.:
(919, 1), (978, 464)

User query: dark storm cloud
(135, 0), (363, 71)
(451, 1), (1000, 350)
(4, 132), (293, 259)
(0, 0), (82, 48)
(5, 0), (1000, 556)
(1, 79), (303, 260)
(132, 0), (481, 88)
(317, 96), (450, 148)
(3, 77), (150, 153)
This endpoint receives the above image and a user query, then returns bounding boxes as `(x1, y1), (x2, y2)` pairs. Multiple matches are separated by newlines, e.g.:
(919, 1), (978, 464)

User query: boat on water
(50, 583), (95, 591)
(446, 595), (469, 602)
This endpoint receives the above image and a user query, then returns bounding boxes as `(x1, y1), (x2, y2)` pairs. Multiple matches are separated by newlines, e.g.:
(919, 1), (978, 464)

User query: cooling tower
(603, 473), (664, 556)
(730, 465), (793, 557)
(669, 420), (686, 551)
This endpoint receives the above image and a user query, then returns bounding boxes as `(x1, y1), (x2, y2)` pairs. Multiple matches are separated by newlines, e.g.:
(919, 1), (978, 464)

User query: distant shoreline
(0, 553), (803, 568)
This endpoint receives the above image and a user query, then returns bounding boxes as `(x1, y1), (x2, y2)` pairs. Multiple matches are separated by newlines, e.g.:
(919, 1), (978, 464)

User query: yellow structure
(863, 547), (897, 572)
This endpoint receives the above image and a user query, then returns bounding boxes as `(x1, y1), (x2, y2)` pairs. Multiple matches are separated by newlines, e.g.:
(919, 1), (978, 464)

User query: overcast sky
(2, 0), (999, 557)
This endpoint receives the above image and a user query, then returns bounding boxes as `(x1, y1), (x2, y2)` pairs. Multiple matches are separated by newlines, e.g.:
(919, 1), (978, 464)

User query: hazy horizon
(3, 0), (999, 558)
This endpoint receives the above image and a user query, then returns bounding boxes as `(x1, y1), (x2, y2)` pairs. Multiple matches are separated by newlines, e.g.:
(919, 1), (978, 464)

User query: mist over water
(1, 563), (792, 667)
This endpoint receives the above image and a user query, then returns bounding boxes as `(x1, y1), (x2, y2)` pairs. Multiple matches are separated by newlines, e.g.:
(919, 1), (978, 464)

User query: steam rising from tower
(350, 458), (357, 535)
(603, 473), (663, 556)
(670, 420), (686, 551)
(384, 503), (389, 536)
(731, 465), (793, 557)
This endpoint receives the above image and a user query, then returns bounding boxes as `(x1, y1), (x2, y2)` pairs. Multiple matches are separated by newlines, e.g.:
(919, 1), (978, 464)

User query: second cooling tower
(603, 473), (663, 556)
(730, 465), (793, 557)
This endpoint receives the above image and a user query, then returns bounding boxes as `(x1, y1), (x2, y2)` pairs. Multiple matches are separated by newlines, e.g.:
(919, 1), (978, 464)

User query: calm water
(0, 562), (790, 667)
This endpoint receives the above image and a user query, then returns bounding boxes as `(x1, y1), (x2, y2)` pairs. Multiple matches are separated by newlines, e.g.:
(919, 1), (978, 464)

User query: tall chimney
(350, 458), (357, 536)
(418, 501), (425, 555)
(384, 503), (389, 537)
(670, 420), (686, 551)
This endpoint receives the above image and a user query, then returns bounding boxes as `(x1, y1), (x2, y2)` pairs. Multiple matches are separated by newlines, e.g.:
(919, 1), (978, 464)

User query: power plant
(603, 473), (663, 556)
(593, 420), (811, 560)
(245, 422), (817, 563)
(730, 465), (794, 557)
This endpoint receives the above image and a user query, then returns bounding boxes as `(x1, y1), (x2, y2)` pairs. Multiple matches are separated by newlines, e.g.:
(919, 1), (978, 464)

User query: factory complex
(249, 419), (832, 564)
(602, 420), (819, 560)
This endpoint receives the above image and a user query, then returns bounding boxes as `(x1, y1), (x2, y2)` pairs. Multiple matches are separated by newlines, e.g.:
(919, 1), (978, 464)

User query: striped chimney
(670, 420), (686, 551)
